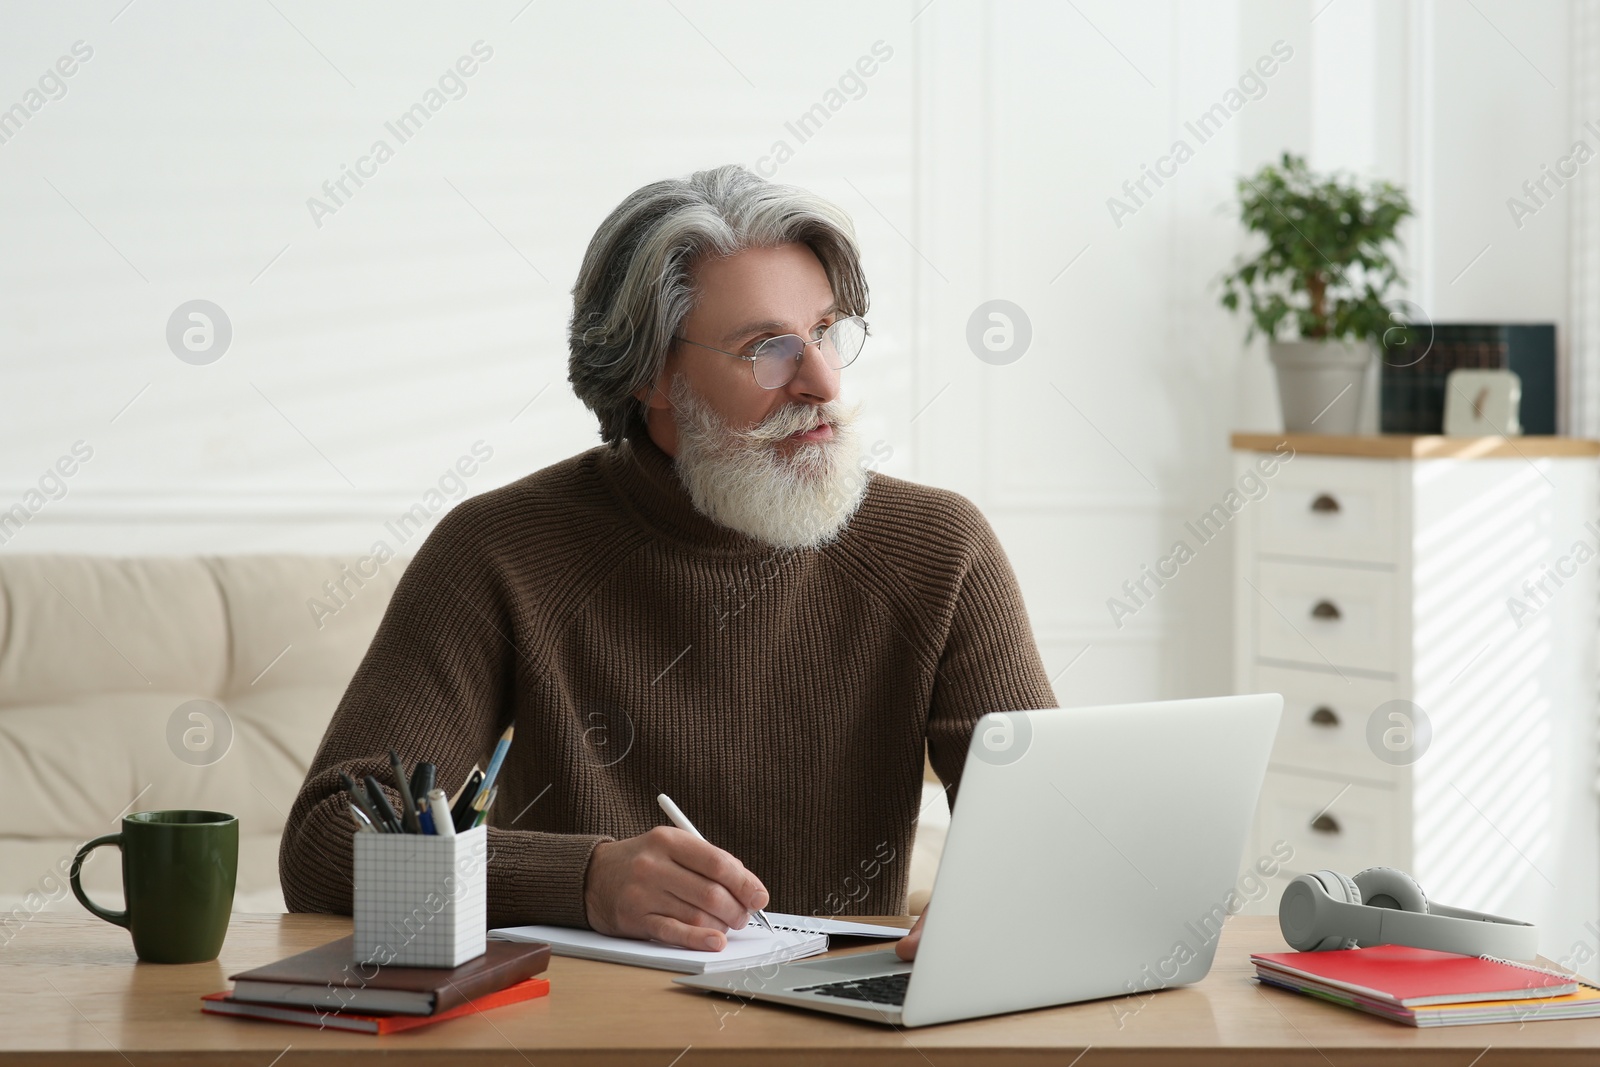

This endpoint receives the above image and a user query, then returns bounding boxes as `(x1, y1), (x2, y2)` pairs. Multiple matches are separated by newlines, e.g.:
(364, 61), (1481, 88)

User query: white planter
(1268, 339), (1373, 434)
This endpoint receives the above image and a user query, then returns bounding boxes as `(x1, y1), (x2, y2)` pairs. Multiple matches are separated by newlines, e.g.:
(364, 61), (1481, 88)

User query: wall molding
(0, 488), (459, 524)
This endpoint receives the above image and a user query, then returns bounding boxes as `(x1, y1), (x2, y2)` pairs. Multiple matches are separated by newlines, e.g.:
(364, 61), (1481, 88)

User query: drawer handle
(1311, 493), (1341, 513)
(1309, 706), (1339, 726)
(1311, 600), (1342, 620)
(1310, 814), (1341, 835)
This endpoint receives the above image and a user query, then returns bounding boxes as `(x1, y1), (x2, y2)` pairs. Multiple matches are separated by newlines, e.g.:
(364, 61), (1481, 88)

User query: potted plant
(1219, 152), (1413, 434)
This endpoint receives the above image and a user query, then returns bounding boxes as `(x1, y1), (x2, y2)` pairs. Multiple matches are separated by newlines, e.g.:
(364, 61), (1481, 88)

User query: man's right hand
(583, 826), (771, 951)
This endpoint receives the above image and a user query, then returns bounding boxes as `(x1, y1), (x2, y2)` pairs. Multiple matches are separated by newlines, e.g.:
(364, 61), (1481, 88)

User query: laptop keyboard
(792, 972), (909, 1006)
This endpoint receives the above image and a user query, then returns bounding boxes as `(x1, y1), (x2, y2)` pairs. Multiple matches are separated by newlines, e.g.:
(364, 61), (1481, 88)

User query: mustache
(732, 399), (858, 444)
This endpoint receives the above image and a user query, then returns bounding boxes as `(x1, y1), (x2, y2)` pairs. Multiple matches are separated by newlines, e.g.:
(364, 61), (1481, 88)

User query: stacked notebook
(1252, 945), (1600, 1027)
(490, 911), (906, 974)
(202, 936), (552, 1034)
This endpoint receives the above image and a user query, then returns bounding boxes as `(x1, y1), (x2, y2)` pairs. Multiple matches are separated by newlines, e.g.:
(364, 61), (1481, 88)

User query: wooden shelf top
(1232, 432), (1600, 459)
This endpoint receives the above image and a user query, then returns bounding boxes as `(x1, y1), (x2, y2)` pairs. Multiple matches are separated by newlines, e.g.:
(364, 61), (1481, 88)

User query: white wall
(908, 0), (1574, 707)
(0, 0), (1577, 708)
(0, 0), (914, 548)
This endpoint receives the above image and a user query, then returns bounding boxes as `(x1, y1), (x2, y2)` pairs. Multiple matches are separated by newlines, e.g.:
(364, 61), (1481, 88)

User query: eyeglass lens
(751, 316), (866, 389)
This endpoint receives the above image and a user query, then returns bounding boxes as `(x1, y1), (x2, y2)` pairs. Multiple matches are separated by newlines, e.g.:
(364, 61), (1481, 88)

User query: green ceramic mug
(70, 810), (238, 963)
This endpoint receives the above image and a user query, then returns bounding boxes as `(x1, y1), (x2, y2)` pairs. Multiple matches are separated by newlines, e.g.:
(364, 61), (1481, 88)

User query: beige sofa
(0, 555), (945, 924)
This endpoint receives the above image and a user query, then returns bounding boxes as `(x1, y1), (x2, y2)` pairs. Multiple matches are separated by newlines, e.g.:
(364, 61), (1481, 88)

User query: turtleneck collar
(596, 429), (783, 558)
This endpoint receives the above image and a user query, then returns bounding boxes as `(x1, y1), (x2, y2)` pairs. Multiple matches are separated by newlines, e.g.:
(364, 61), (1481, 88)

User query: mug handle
(71, 833), (129, 928)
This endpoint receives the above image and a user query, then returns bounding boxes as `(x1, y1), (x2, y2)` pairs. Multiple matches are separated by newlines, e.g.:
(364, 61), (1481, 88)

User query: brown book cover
(229, 936), (552, 1016)
(203, 978), (551, 1033)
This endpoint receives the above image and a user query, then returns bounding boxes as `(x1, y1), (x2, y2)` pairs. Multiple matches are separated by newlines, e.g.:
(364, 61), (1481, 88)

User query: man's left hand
(895, 904), (927, 961)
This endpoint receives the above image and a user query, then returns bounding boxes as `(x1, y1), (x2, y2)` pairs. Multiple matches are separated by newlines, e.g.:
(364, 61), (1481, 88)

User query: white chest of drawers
(1232, 433), (1600, 975)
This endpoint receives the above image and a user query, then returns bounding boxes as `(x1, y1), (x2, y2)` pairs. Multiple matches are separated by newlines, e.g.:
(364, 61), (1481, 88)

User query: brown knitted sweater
(279, 430), (1056, 927)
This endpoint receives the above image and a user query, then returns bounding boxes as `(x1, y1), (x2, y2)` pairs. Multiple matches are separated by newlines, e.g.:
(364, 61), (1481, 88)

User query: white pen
(426, 788), (455, 838)
(656, 793), (774, 933)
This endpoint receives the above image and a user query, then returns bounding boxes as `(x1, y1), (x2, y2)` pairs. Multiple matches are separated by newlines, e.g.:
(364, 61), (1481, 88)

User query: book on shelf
(1380, 322), (1555, 435)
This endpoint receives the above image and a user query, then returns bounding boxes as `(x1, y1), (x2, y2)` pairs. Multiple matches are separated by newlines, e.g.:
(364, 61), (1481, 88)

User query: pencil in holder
(352, 824), (487, 967)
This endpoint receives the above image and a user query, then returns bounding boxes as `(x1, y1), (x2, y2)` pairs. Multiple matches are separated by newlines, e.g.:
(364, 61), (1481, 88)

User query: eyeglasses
(672, 315), (868, 390)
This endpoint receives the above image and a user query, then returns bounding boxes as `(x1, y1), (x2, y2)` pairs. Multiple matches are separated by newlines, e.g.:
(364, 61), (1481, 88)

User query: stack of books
(202, 936), (552, 1034)
(1379, 322), (1556, 434)
(1252, 945), (1600, 1027)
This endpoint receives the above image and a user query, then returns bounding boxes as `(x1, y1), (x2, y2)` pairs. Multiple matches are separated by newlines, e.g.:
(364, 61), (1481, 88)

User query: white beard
(668, 374), (869, 550)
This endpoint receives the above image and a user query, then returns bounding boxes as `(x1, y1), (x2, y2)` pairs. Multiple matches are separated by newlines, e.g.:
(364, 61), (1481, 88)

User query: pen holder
(352, 824), (487, 967)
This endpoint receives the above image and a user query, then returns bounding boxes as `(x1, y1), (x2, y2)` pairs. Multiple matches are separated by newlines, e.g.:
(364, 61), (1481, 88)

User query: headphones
(1279, 867), (1538, 960)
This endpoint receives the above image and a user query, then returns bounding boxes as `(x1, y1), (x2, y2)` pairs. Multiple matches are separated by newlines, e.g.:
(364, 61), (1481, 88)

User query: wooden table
(7, 912), (1600, 1065)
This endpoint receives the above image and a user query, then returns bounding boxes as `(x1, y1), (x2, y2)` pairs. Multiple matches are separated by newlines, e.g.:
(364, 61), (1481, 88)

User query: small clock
(1442, 369), (1522, 436)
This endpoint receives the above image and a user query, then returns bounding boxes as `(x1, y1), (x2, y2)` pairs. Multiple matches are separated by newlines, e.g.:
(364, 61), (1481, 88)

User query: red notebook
(1252, 946), (1577, 1007)
(201, 977), (549, 1034)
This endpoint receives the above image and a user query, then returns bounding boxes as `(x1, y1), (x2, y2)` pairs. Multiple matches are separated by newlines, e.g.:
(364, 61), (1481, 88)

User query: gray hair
(567, 164), (870, 445)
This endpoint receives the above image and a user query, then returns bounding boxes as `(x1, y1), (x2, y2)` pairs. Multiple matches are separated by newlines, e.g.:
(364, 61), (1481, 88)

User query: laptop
(674, 694), (1282, 1027)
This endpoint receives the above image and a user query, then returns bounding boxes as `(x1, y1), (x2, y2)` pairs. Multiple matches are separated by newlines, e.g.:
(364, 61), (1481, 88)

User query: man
(280, 163), (1055, 960)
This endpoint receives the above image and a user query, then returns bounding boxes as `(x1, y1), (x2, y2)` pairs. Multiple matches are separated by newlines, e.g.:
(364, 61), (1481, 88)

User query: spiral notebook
(749, 913), (908, 939)
(489, 912), (905, 975)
